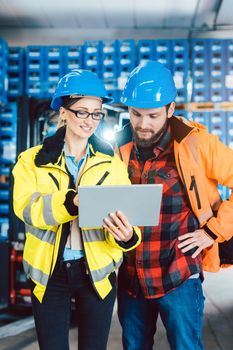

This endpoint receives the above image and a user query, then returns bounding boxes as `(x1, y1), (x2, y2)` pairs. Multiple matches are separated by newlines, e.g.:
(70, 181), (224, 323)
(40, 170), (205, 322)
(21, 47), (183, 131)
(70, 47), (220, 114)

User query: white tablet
(78, 184), (163, 228)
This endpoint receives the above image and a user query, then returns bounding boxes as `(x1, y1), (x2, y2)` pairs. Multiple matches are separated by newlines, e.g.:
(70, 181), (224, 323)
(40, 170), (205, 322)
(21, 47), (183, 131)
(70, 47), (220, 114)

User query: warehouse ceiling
(0, 0), (231, 31)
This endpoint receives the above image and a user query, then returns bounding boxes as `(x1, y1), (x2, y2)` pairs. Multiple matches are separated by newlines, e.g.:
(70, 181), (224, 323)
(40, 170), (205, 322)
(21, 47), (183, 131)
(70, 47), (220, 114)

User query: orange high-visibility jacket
(115, 116), (233, 272)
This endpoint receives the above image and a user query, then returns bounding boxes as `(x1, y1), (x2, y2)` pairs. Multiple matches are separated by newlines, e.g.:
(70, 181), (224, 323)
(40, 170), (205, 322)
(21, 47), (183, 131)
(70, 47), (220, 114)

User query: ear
(167, 102), (176, 119)
(59, 107), (66, 122)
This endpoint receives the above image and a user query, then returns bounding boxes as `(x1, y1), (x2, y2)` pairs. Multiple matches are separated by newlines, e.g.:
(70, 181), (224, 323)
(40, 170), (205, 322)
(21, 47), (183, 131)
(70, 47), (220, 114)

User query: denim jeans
(30, 258), (116, 350)
(118, 278), (205, 350)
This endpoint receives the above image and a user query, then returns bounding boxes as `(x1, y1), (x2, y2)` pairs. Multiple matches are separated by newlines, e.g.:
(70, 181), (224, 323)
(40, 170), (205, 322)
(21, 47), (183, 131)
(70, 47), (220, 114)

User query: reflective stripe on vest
(43, 194), (59, 225)
(25, 225), (56, 245)
(23, 259), (49, 286)
(23, 192), (41, 225)
(82, 229), (105, 243)
(91, 255), (123, 283)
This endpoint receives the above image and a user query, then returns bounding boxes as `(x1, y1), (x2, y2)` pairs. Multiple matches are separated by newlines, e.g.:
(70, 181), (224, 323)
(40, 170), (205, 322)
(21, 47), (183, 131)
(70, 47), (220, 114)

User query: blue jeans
(118, 278), (205, 350)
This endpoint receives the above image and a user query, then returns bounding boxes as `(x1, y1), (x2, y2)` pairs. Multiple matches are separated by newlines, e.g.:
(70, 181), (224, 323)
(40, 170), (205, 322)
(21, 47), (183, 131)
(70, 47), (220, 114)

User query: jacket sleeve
(104, 154), (141, 251)
(201, 135), (233, 242)
(12, 152), (78, 230)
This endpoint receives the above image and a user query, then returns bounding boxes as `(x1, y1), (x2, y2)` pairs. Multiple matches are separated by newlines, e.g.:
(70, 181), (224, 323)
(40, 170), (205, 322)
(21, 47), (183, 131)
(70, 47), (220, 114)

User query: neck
(65, 131), (88, 161)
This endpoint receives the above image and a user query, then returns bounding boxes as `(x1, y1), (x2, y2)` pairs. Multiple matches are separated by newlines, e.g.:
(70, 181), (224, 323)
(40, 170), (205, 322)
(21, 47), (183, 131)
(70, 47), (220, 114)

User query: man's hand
(103, 210), (133, 242)
(178, 229), (214, 258)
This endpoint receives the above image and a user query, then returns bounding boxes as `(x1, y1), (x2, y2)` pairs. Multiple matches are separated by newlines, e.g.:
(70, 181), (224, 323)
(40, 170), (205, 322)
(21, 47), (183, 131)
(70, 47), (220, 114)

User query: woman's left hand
(103, 210), (133, 242)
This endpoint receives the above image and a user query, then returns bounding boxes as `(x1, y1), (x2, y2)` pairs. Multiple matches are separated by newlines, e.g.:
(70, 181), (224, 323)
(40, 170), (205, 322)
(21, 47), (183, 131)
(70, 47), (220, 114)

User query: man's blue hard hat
(120, 60), (177, 108)
(51, 69), (113, 110)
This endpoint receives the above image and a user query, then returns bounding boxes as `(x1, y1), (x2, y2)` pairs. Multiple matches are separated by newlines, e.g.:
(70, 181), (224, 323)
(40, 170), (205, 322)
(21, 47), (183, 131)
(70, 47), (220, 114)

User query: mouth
(137, 130), (152, 136)
(80, 126), (92, 132)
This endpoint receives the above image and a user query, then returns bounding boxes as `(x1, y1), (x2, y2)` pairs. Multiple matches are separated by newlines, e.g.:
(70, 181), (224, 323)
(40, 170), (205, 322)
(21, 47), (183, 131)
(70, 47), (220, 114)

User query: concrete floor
(0, 267), (233, 350)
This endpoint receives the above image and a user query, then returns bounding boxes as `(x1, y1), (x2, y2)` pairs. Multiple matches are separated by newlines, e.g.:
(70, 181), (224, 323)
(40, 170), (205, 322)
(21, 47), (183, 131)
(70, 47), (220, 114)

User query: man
(115, 60), (233, 350)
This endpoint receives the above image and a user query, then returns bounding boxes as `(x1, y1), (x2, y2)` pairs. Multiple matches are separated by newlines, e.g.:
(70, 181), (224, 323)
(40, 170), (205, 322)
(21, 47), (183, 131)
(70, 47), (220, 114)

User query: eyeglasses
(66, 107), (105, 120)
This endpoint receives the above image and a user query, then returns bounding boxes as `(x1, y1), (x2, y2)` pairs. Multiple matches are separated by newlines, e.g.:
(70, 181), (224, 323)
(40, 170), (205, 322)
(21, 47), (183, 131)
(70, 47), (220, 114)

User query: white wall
(1, 27), (233, 47)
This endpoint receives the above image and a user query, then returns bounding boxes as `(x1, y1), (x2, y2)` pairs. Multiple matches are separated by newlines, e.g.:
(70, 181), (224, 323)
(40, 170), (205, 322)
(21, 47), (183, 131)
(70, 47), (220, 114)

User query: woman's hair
(61, 96), (82, 109)
(57, 96), (82, 129)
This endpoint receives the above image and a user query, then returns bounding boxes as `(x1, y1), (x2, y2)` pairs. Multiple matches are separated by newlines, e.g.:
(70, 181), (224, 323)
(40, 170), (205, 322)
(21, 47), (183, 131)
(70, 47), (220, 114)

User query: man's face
(129, 103), (175, 147)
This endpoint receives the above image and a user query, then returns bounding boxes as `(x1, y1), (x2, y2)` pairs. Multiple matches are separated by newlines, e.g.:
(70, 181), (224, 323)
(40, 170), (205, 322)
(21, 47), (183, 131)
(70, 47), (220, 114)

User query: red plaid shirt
(119, 124), (202, 298)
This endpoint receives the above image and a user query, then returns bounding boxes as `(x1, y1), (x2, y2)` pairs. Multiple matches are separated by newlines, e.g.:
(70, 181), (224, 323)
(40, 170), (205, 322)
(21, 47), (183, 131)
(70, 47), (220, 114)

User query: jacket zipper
(177, 155), (193, 209)
(48, 172), (60, 190)
(78, 160), (112, 298)
(189, 175), (201, 209)
(77, 160), (112, 186)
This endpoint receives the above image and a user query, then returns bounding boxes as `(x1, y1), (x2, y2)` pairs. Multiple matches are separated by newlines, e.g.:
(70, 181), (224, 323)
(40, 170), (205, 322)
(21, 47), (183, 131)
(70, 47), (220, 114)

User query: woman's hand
(103, 210), (133, 242)
(73, 193), (79, 206)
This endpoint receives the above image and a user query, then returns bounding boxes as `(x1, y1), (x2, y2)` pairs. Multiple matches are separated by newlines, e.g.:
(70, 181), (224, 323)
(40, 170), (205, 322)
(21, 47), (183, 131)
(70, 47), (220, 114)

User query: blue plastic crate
(0, 103), (17, 121)
(100, 41), (118, 79)
(0, 203), (9, 215)
(137, 40), (154, 64)
(0, 160), (12, 175)
(25, 46), (45, 97)
(191, 111), (210, 130)
(44, 46), (63, 71)
(209, 40), (226, 102)
(83, 41), (101, 76)
(63, 46), (83, 73)
(172, 40), (189, 72)
(44, 47), (64, 97)
(153, 40), (172, 69)
(0, 217), (9, 240)
(117, 40), (135, 77)
(173, 109), (189, 119)
(0, 189), (9, 201)
(225, 39), (233, 101)
(226, 111), (233, 148)
(0, 39), (8, 106)
(209, 111), (227, 144)
(0, 141), (16, 163)
(191, 39), (210, 102)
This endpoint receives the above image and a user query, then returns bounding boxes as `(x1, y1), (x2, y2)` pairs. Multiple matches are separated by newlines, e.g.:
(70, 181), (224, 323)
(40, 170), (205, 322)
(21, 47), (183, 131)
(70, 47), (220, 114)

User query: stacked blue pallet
(209, 111), (227, 144)
(226, 111), (233, 149)
(153, 39), (189, 103)
(171, 40), (189, 103)
(174, 110), (189, 119)
(191, 39), (210, 102)
(0, 39), (8, 106)
(8, 47), (24, 97)
(25, 46), (45, 98)
(0, 103), (17, 240)
(117, 39), (135, 102)
(44, 46), (64, 97)
(100, 40), (118, 103)
(209, 39), (226, 103)
(63, 45), (83, 74)
(191, 111), (210, 131)
(137, 40), (154, 65)
(153, 40), (172, 69)
(83, 41), (101, 77)
(225, 39), (233, 102)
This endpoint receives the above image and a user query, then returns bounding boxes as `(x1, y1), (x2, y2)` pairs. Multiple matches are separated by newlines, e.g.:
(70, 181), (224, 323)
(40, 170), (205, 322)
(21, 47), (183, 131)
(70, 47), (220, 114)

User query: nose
(138, 116), (150, 129)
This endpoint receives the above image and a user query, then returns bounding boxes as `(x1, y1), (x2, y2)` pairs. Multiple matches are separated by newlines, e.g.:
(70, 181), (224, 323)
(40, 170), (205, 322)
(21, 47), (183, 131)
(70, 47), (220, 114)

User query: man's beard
(132, 120), (168, 147)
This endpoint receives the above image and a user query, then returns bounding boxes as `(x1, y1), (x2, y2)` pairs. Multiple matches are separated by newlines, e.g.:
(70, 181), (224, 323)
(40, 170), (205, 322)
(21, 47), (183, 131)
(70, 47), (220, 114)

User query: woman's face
(60, 96), (102, 141)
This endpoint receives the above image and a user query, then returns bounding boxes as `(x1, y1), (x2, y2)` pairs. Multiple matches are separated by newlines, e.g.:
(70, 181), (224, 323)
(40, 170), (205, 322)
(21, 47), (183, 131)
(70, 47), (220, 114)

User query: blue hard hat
(50, 69), (113, 110)
(120, 60), (177, 108)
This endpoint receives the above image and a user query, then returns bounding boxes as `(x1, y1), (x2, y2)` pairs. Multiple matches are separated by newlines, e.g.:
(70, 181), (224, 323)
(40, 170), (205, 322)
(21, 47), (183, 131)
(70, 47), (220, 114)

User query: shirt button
(136, 260), (143, 266)
(66, 262), (71, 268)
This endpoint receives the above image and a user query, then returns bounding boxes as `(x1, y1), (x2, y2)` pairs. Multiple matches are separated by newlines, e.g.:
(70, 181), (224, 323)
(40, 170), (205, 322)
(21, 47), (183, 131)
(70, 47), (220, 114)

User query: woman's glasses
(66, 108), (105, 120)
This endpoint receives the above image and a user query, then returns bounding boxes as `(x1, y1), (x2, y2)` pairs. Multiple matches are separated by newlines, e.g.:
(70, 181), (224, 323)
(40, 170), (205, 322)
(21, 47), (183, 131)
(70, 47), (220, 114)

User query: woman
(12, 69), (141, 350)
